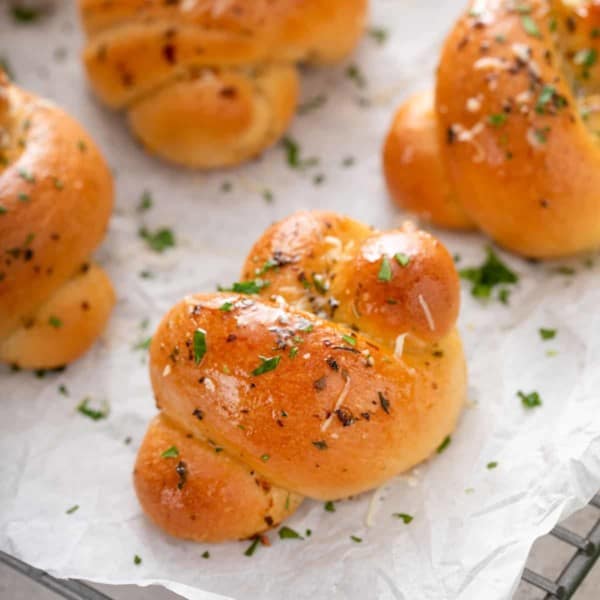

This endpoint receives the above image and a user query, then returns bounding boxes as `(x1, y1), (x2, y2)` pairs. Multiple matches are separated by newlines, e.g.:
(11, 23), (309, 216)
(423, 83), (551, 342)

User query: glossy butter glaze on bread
(0, 71), (115, 369)
(384, 0), (600, 258)
(134, 211), (466, 542)
(79, 0), (367, 168)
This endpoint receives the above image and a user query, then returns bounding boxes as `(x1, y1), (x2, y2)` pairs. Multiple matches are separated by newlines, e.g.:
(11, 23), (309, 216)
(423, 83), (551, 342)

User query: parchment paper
(1, 1), (599, 599)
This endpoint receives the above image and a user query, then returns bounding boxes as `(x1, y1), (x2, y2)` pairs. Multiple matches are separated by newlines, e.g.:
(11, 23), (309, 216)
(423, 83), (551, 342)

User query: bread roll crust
(135, 212), (466, 542)
(384, 0), (600, 258)
(0, 74), (114, 368)
(79, 0), (367, 167)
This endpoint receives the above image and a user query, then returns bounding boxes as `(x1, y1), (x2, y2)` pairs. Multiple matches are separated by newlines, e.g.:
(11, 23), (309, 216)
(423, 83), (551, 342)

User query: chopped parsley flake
(298, 94), (327, 115)
(281, 136), (319, 170)
(518, 390), (542, 409)
(58, 384), (68, 396)
(219, 302), (233, 312)
(161, 446), (179, 459)
(486, 461), (499, 470)
(346, 64), (367, 88)
(18, 192), (29, 202)
(48, 315), (62, 328)
(77, 397), (109, 421)
(138, 226), (175, 253)
(459, 247), (518, 301)
(350, 535), (363, 543)
(133, 555), (142, 565)
(342, 334), (356, 346)
(218, 279), (270, 294)
(535, 85), (567, 114)
(252, 355), (280, 376)
(133, 337), (152, 351)
(436, 435), (451, 454)
(393, 513), (413, 524)
(378, 256), (392, 281)
(324, 501), (336, 512)
(395, 253), (410, 267)
(574, 48), (597, 69)
(11, 5), (41, 22)
(193, 328), (207, 364)
(312, 440), (328, 450)
(202, 551), (210, 559)
(137, 190), (153, 212)
(18, 168), (35, 183)
(521, 15), (540, 37)
(539, 328), (556, 340)
(65, 505), (79, 515)
(368, 26), (389, 44)
(244, 537), (260, 557)
(488, 113), (507, 127)
(278, 526), (304, 540)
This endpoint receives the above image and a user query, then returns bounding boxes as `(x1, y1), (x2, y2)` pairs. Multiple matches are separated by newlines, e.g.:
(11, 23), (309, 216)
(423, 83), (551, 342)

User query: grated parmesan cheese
(418, 294), (436, 332)
(321, 376), (352, 432)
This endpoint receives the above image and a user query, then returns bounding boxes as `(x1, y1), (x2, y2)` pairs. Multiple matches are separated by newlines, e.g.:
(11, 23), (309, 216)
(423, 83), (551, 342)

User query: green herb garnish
(324, 501), (336, 512)
(342, 334), (356, 346)
(346, 64), (367, 88)
(202, 551), (210, 559)
(193, 328), (207, 364)
(252, 355), (280, 376)
(77, 397), (109, 421)
(134, 337), (152, 351)
(138, 226), (175, 253)
(518, 390), (542, 409)
(393, 513), (413, 524)
(218, 279), (270, 294)
(279, 526), (304, 540)
(137, 190), (153, 212)
(65, 505), (79, 514)
(298, 94), (327, 115)
(488, 113), (507, 127)
(368, 27), (389, 44)
(521, 15), (540, 37)
(378, 256), (392, 281)
(219, 302), (233, 312)
(161, 446), (179, 459)
(312, 440), (328, 450)
(281, 136), (319, 170)
(244, 537), (261, 557)
(350, 535), (363, 543)
(459, 247), (518, 301)
(539, 328), (556, 340)
(486, 461), (498, 470)
(133, 555), (142, 565)
(436, 435), (451, 454)
(395, 253), (410, 267)
(48, 315), (62, 328)
(18, 168), (35, 183)
(11, 5), (41, 22)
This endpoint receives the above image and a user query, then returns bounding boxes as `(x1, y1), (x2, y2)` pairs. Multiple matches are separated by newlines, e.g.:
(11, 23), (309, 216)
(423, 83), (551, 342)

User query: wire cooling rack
(2, 493), (599, 600)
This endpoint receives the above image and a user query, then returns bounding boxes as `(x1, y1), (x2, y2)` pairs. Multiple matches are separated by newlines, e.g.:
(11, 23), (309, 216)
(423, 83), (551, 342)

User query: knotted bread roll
(0, 71), (115, 370)
(134, 211), (466, 542)
(384, 0), (600, 258)
(79, 0), (367, 168)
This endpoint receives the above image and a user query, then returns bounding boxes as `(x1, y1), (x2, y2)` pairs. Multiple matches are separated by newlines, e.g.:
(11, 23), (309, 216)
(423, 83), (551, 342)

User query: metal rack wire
(2, 493), (600, 600)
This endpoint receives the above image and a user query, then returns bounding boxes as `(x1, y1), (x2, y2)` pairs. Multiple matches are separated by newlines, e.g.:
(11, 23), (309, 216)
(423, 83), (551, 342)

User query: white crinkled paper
(1, 1), (599, 599)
